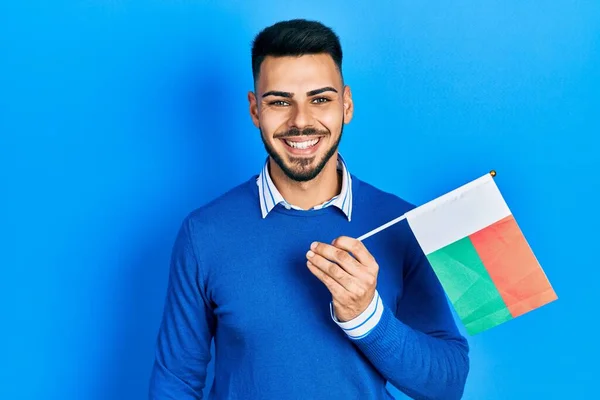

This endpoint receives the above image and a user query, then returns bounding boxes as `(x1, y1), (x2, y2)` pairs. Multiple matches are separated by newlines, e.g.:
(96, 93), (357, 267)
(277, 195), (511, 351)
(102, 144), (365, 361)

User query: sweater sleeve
(149, 217), (216, 399)
(350, 229), (470, 400)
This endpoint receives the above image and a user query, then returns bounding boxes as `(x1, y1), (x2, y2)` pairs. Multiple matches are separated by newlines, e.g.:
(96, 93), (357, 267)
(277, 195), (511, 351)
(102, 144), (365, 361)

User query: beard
(260, 125), (343, 182)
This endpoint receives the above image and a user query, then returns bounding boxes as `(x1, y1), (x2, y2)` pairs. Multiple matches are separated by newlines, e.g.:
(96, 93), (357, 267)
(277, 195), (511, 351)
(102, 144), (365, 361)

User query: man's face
(248, 54), (354, 182)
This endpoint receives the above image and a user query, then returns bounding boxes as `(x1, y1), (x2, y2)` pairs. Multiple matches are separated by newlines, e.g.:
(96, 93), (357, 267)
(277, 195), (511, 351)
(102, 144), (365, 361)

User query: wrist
(330, 290), (384, 340)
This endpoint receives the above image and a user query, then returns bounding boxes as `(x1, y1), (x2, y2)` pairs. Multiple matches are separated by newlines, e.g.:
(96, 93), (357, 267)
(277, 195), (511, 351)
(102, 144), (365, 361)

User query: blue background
(2, 1), (598, 399)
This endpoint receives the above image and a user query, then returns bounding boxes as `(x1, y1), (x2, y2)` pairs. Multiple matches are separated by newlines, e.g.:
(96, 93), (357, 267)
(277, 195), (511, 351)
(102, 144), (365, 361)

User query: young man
(149, 19), (470, 400)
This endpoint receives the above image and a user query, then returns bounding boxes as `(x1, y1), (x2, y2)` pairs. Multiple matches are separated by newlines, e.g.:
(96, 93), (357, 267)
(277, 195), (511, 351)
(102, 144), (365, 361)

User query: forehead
(257, 54), (342, 93)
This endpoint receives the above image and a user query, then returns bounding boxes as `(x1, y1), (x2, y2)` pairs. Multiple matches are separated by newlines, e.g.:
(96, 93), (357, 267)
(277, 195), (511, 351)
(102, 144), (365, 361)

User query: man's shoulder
(185, 175), (260, 225)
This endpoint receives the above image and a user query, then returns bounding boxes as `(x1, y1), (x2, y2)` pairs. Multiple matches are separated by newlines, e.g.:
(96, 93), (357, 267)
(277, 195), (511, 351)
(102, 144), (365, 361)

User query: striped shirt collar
(257, 154), (353, 221)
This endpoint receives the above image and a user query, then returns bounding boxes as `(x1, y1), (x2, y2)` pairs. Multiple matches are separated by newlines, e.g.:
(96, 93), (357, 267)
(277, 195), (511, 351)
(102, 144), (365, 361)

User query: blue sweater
(149, 175), (470, 399)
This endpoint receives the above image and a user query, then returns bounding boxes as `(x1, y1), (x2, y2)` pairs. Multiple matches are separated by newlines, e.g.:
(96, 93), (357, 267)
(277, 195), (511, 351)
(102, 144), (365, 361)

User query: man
(149, 19), (470, 400)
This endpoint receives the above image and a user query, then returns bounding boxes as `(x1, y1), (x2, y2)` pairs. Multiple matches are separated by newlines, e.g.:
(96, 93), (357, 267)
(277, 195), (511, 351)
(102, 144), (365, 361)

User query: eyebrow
(307, 86), (338, 96)
(262, 90), (293, 98)
(262, 86), (339, 98)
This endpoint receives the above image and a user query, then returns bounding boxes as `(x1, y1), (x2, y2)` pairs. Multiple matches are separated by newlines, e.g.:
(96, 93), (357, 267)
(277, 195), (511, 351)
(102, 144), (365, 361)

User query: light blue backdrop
(2, 1), (598, 399)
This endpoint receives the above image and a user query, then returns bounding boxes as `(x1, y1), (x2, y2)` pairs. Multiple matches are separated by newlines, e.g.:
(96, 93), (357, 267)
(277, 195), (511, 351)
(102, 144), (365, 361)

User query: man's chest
(202, 240), (406, 342)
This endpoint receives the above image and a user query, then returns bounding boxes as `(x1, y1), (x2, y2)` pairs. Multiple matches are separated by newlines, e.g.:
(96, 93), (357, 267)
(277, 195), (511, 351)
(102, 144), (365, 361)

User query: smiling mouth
(282, 137), (321, 149)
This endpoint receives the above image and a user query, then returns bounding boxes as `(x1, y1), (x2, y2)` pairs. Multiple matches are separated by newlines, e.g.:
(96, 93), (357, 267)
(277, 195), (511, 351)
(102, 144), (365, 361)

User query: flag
(404, 172), (557, 335)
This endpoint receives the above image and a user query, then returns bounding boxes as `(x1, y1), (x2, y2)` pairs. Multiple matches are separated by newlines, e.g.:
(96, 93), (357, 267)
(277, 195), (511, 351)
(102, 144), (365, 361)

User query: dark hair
(251, 19), (343, 83)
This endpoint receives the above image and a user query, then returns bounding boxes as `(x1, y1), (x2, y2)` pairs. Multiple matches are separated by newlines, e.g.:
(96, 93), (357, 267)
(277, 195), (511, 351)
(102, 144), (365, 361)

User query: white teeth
(284, 138), (320, 149)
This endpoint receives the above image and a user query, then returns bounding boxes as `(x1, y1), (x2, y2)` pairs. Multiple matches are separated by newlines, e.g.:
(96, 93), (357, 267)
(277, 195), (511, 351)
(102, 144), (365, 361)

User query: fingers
(306, 260), (346, 296)
(306, 238), (379, 297)
(307, 251), (359, 293)
(330, 236), (379, 272)
(309, 241), (363, 276)
(306, 259), (369, 305)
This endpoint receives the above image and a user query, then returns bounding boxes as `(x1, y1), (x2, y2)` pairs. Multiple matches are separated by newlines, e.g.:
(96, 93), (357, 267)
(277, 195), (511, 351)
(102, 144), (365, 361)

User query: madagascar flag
(405, 173), (557, 335)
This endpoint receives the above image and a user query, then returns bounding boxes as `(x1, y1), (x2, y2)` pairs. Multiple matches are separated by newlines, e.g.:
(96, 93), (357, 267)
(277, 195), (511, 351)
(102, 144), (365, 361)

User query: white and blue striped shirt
(257, 155), (353, 221)
(256, 154), (383, 339)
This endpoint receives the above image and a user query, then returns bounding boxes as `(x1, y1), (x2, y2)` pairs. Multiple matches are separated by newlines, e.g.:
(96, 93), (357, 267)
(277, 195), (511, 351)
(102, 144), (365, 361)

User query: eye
(269, 100), (290, 106)
(311, 97), (330, 104)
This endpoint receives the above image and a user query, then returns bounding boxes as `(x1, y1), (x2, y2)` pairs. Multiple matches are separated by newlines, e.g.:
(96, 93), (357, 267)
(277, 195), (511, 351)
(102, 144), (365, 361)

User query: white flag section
(405, 173), (512, 255)
(356, 172), (508, 244)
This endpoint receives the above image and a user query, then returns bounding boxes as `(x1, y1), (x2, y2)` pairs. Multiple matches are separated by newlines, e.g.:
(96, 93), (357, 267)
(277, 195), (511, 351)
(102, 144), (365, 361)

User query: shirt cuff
(330, 290), (384, 340)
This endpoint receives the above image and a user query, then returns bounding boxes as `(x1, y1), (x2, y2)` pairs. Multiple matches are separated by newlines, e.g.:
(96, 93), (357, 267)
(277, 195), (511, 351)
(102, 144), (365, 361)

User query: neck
(269, 155), (342, 210)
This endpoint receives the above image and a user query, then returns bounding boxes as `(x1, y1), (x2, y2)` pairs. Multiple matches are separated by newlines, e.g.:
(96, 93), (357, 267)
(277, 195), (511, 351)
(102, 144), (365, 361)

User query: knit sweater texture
(149, 175), (470, 399)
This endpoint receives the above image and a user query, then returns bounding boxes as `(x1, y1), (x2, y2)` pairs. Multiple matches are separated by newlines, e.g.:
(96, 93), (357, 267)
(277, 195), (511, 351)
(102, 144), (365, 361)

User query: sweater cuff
(330, 290), (384, 340)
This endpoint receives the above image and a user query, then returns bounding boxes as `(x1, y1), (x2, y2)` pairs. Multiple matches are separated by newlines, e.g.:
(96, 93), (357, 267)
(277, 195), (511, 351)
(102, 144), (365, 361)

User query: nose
(287, 103), (313, 130)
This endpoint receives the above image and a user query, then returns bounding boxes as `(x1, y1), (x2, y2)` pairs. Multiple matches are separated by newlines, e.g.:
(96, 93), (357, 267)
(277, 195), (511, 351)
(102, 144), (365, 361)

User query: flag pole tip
(490, 170), (497, 177)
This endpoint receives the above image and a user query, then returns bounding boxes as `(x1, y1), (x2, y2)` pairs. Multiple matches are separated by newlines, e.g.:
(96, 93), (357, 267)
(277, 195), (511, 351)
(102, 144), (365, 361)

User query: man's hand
(306, 236), (379, 322)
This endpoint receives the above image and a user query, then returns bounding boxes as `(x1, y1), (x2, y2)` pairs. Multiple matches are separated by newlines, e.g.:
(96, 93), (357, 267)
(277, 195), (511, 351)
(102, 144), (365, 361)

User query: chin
(276, 155), (323, 182)
(285, 166), (322, 182)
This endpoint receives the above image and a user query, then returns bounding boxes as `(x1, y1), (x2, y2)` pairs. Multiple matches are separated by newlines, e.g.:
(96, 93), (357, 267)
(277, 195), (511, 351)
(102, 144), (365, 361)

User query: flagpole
(356, 170), (497, 242)
(357, 214), (407, 242)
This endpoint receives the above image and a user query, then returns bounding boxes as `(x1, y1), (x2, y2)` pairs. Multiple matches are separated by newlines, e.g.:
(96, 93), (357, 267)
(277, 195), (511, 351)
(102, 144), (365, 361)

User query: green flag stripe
(464, 305), (513, 335)
(426, 236), (512, 334)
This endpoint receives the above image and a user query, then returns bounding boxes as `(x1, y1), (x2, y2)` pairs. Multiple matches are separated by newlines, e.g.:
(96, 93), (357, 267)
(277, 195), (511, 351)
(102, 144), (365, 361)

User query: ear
(248, 91), (260, 129)
(342, 85), (354, 124)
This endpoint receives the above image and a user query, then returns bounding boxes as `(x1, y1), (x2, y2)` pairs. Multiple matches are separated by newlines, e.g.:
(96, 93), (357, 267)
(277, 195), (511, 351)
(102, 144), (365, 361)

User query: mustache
(273, 127), (329, 139)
